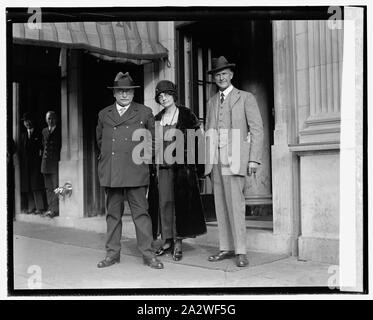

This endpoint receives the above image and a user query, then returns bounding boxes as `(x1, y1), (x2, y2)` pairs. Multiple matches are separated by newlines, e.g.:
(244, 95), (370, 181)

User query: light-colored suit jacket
(204, 87), (264, 176)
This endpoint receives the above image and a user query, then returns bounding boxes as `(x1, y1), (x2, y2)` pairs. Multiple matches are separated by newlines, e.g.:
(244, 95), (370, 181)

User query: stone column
(58, 49), (85, 218)
(12, 82), (22, 215)
(143, 22), (176, 116)
(297, 20), (343, 143)
(271, 21), (300, 255)
(292, 20), (343, 264)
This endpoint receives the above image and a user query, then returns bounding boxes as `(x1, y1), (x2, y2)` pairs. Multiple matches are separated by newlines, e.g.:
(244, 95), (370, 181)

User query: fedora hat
(207, 56), (236, 74)
(21, 112), (34, 122)
(107, 72), (140, 89)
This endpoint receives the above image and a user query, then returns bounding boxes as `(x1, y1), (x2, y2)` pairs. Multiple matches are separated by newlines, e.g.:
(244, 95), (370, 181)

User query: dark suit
(41, 126), (61, 214)
(96, 102), (155, 259)
(19, 129), (45, 211)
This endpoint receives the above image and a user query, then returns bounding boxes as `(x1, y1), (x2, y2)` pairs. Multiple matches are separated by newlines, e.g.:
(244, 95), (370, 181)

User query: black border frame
(6, 5), (368, 297)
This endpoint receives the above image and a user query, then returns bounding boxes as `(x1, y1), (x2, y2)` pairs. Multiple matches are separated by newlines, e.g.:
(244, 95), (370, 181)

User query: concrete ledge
(15, 213), (136, 237)
(15, 213), (292, 255)
(298, 236), (339, 264)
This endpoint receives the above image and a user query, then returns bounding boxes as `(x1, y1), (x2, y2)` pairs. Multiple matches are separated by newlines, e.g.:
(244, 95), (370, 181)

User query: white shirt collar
(116, 102), (129, 111)
(49, 126), (56, 133)
(219, 85), (234, 97)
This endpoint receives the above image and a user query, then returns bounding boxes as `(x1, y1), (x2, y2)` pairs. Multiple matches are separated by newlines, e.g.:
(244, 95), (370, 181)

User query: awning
(12, 21), (168, 65)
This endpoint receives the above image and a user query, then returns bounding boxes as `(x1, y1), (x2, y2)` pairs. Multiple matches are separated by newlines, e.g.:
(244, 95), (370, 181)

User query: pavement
(12, 220), (336, 292)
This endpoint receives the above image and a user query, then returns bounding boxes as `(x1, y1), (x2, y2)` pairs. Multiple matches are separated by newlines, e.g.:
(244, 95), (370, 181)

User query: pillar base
(298, 236), (339, 264)
(58, 159), (84, 218)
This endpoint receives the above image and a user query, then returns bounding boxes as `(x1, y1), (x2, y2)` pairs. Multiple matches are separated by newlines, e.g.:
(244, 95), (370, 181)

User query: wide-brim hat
(107, 72), (140, 89)
(207, 56), (236, 74)
(21, 112), (33, 121)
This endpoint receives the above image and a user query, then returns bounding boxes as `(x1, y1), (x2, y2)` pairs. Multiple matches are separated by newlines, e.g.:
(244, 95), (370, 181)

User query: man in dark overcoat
(41, 111), (61, 218)
(19, 113), (45, 214)
(96, 72), (163, 269)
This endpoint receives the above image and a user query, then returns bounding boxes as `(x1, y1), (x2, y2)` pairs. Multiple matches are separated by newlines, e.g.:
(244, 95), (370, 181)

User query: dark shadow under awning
(13, 21), (169, 65)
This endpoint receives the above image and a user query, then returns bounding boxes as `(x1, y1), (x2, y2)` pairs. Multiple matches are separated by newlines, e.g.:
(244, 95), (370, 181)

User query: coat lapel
(105, 104), (119, 125)
(116, 102), (138, 125)
(229, 87), (241, 109)
(208, 93), (219, 130)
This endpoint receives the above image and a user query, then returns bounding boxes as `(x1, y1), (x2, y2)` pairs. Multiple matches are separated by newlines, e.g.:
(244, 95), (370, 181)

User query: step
(15, 213), (292, 255)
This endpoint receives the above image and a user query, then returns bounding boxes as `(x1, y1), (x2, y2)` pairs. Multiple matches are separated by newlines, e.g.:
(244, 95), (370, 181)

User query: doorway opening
(176, 21), (274, 228)
(12, 44), (61, 213)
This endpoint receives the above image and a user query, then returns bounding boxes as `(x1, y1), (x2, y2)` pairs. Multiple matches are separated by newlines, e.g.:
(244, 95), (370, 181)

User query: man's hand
(247, 162), (259, 176)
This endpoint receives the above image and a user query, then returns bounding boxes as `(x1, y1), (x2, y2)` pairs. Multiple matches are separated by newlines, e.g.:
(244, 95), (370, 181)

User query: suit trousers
(43, 173), (59, 214)
(27, 191), (45, 211)
(105, 187), (154, 259)
(211, 147), (247, 254)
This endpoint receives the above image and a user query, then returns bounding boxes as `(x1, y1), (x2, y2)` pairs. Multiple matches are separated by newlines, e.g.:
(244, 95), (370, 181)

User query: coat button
(114, 127), (117, 130)
(112, 152), (115, 155)
(125, 138), (127, 141)
(112, 138), (115, 142)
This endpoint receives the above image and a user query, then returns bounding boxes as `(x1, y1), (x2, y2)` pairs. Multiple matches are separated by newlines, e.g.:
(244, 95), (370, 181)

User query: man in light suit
(96, 72), (163, 269)
(205, 56), (264, 267)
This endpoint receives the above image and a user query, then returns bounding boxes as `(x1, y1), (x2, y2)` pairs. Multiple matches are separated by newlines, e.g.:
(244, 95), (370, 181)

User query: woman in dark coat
(149, 80), (207, 261)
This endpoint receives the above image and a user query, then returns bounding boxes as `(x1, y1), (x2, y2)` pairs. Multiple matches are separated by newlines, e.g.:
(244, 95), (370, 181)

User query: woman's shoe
(155, 240), (173, 256)
(172, 240), (183, 261)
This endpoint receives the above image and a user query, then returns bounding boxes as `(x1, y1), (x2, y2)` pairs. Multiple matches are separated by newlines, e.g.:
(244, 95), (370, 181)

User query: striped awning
(12, 21), (168, 65)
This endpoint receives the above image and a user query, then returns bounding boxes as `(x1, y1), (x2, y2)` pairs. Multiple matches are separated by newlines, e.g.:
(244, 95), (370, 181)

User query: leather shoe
(143, 256), (164, 269)
(97, 256), (120, 268)
(208, 250), (235, 262)
(46, 211), (58, 218)
(236, 254), (249, 267)
(172, 247), (183, 261)
(42, 210), (52, 218)
(155, 242), (173, 256)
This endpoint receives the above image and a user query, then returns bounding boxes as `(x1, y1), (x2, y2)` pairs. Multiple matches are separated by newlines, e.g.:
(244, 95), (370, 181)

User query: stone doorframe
(271, 21), (301, 256)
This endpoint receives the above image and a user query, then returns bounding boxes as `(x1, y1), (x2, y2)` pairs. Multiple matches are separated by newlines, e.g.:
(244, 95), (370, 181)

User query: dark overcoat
(96, 102), (155, 187)
(148, 106), (207, 239)
(41, 127), (61, 174)
(19, 129), (44, 192)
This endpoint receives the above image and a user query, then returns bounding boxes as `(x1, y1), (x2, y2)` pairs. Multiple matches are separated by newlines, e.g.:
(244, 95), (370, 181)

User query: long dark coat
(19, 129), (44, 192)
(148, 106), (207, 239)
(41, 126), (61, 174)
(96, 102), (155, 187)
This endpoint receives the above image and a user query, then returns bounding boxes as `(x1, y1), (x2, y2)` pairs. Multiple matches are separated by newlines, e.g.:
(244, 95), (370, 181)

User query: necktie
(28, 130), (31, 139)
(119, 107), (126, 116)
(220, 92), (225, 104)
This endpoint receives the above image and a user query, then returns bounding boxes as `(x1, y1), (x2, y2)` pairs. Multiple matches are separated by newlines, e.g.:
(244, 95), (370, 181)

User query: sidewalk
(12, 221), (335, 291)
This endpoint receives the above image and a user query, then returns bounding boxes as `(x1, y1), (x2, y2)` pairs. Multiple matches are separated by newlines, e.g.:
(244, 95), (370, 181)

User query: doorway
(176, 21), (274, 226)
(12, 44), (61, 213)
